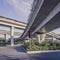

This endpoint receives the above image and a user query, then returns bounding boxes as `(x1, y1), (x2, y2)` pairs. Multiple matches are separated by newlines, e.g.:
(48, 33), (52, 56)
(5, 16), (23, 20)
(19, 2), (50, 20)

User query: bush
(0, 39), (6, 46)
(22, 40), (60, 51)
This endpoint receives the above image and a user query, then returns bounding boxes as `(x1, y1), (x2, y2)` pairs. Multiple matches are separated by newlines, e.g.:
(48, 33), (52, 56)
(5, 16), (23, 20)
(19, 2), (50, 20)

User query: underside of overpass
(20, 0), (60, 43)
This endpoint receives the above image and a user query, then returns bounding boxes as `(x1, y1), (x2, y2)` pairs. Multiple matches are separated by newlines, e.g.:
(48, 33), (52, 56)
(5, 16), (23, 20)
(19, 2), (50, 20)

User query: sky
(0, 0), (60, 37)
(0, 0), (33, 23)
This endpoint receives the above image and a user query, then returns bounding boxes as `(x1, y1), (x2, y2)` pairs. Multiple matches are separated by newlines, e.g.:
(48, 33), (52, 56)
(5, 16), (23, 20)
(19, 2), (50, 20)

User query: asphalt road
(0, 45), (29, 60)
(28, 52), (60, 60)
(0, 45), (60, 60)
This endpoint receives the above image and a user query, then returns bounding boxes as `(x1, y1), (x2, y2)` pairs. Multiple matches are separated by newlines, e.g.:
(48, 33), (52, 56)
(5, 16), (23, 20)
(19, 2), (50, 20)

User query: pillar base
(11, 44), (14, 46)
(37, 34), (46, 43)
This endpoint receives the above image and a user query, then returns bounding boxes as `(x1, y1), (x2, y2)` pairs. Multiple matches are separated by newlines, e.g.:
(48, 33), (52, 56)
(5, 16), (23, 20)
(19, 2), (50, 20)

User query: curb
(27, 50), (60, 54)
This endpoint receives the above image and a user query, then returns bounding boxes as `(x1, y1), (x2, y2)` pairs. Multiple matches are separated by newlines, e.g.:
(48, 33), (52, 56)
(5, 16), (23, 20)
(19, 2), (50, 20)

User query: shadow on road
(13, 45), (27, 53)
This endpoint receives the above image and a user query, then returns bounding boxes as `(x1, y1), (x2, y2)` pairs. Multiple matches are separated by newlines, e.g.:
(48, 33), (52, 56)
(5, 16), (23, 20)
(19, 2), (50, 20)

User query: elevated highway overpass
(21, 0), (60, 43)
(46, 32), (60, 40)
(0, 16), (26, 29)
(0, 30), (22, 43)
(0, 16), (27, 46)
(0, 30), (21, 36)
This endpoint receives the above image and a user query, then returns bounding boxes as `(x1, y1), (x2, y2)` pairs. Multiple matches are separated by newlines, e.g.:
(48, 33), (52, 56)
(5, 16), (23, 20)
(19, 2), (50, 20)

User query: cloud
(6, 0), (33, 21)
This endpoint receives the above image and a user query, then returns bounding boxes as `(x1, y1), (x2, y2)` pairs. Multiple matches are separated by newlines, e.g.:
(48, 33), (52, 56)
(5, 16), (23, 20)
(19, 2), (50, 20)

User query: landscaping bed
(22, 40), (60, 51)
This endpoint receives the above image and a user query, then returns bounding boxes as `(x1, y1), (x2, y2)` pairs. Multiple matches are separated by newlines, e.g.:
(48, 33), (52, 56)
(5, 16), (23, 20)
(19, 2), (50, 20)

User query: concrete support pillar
(37, 34), (41, 44)
(4, 34), (8, 43)
(40, 34), (46, 42)
(37, 27), (46, 43)
(10, 26), (14, 46)
(37, 34), (46, 43)
(52, 36), (56, 41)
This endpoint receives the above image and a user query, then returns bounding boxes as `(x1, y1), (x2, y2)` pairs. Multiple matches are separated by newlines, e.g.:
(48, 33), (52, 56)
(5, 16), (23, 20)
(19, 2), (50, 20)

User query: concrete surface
(0, 45), (29, 60)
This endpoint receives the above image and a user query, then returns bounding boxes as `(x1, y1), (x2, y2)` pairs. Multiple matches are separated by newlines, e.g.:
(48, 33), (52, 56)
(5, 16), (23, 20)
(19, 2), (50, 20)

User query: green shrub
(0, 40), (6, 46)
(22, 40), (60, 51)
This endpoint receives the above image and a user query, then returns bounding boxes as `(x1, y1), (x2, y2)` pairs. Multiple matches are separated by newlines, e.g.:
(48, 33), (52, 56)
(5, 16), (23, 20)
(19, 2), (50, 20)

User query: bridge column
(37, 33), (46, 43)
(37, 28), (46, 43)
(4, 34), (8, 43)
(52, 36), (56, 41)
(10, 26), (14, 46)
(37, 34), (41, 44)
(40, 34), (46, 43)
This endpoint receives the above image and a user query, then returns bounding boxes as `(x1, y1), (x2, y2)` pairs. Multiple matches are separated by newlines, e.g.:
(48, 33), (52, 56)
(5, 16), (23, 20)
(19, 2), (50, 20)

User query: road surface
(0, 45), (60, 60)
(28, 51), (60, 60)
(0, 45), (29, 60)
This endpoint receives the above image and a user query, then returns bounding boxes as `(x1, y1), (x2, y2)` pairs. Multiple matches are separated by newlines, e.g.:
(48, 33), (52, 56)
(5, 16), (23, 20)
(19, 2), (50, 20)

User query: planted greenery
(0, 38), (6, 46)
(0, 37), (25, 46)
(23, 40), (60, 51)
